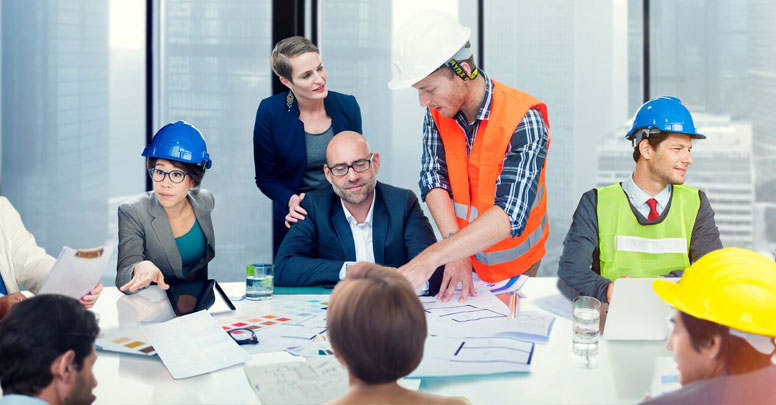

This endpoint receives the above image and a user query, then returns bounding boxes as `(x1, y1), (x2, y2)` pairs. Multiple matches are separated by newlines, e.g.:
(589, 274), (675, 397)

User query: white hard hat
(388, 10), (471, 90)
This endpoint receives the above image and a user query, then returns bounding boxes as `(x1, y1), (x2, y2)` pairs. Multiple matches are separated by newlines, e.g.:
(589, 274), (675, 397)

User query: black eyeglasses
(326, 154), (374, 177)
(226, 327), (259, 345)
(148, 168), (189, 184)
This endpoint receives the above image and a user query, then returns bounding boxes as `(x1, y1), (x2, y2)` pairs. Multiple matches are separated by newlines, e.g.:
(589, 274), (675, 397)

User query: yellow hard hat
(653, 247), (776, 337)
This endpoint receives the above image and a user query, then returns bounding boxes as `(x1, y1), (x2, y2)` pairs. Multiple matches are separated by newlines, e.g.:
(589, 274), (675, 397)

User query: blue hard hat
(142, 121), (213, 169)
(625, 96), (705, 141)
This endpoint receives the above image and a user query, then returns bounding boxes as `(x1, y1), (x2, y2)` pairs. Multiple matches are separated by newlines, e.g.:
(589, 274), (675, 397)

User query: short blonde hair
(270, 36), (319, 82)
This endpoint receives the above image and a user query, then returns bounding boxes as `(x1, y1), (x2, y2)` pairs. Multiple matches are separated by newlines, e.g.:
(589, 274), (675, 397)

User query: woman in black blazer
(253, 36), (362, 257)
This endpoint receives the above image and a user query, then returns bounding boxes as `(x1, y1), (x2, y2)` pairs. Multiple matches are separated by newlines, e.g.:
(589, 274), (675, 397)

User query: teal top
(175, 219), (207, 277)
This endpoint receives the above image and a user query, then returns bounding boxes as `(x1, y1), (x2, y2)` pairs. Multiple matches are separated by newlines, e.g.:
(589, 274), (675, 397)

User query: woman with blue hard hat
(642, 248), (776, 404)
(253, 36), (362, 257)
(116, 121), (216, 293)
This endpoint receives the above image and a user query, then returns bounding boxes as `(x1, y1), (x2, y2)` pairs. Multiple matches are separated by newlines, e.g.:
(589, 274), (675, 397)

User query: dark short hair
(146, 157), (206, 187)
(680, 311), (772, 376)
(0, 295), (100, 395)
(270, 36), (320, 82)
(327, 265), (427, 384)
(632, 132), (670, 162)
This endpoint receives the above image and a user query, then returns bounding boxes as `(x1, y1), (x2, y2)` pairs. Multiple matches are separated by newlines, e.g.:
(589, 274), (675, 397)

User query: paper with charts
(409, 336), (534, 377)
(212, 295), (331, 356)
(420, 284), (555, 343)
(244, 357), (349, 405)
(140, 310), (250, 379)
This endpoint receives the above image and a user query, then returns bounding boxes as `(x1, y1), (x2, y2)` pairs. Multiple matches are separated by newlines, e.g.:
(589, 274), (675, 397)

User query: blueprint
(409, 336), (533, 377)
(420, 285), (555, 343)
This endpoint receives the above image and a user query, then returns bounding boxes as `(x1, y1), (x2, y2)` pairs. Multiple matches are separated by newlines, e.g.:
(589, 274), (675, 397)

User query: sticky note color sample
(125, 341), (145, 349)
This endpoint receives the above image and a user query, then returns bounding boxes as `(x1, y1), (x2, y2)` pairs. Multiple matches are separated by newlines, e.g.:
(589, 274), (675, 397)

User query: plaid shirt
(419, 72), (549, 238)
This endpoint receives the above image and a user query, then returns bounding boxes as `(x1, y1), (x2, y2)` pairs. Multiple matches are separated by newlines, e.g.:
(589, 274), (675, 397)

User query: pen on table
(509, 291), (519, 318)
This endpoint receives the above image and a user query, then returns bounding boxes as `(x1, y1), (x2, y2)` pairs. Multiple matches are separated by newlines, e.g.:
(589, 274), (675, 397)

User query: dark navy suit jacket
(274, 182), (443, 295)
(252, 91), (362, 255)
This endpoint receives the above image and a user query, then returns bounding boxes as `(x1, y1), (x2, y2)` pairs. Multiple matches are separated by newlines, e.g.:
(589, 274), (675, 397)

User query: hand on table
(120, 261), (169, 292)
(80, 281), (103, 308)
(0, 292), (26, 319)
(437, 256), (477, 302)
(285, 193), (308, 228)
(397, 256), (437, 292)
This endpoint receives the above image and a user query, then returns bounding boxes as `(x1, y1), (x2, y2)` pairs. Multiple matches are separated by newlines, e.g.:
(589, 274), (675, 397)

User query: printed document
(140, 310), (250, 379)
(38, 245), (114, 299)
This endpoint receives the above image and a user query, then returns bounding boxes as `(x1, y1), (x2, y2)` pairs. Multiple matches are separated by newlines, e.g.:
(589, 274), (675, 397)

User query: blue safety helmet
(626, 96), (705, 145)
(142, 121), (212, 169)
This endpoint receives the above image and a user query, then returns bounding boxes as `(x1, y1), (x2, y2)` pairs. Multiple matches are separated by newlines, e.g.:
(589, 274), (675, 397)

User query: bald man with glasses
(274, 131), (443, 295)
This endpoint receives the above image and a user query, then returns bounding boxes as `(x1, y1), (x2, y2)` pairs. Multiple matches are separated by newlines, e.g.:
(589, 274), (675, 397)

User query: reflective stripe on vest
(596, 183), (700, 280)
(474, 214), (548, 265)
(432, 80), (551, 282)
(455, 184), (545, 223)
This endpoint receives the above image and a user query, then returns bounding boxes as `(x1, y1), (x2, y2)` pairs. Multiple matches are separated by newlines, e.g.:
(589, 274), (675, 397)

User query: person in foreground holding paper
(274, 131), (442, 295)
(0, 197), (102, 319)
(558, 97), (721, 303)
(0, 294), (100, 405)
(642, 248), (776, 404)
(117, 121), (215, 294)
(325, 263), (467, 405)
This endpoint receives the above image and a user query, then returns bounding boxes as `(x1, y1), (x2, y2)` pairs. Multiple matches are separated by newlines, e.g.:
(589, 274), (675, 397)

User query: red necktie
(646, 198), (659, 221)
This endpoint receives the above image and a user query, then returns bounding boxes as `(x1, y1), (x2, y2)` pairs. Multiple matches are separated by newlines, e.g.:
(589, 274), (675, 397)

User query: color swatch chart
(214, 295), (330, 355)
(216, 295), (328, 332)
(97, 328), (157, 356)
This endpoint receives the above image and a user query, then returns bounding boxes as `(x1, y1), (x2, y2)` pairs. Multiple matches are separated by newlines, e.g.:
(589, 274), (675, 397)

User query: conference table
(88, 277), (671, 404)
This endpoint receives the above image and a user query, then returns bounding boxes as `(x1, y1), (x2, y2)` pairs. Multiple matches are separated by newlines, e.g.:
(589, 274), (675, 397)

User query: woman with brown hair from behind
(326, 263), (469, 405)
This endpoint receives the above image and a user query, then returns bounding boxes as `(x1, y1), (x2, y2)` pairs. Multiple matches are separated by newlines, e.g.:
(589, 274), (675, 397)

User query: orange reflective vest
(431, 80), (550, 282)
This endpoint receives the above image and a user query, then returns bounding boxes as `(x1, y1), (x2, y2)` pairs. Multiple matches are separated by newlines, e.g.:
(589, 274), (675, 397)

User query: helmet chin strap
(445, 59), (479, 82)
(631, 128), (651, 148)
(444, 44), (478, 82)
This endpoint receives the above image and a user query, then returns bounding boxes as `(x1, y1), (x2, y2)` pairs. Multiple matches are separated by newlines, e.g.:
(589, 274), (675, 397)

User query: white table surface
(85, 278), (668, 404)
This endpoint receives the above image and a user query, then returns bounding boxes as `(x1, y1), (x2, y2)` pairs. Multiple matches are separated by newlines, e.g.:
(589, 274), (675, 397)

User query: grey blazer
(116, 189), (215, 293)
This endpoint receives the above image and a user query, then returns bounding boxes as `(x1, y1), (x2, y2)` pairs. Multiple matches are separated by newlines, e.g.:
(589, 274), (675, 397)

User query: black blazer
(274, 182), (442, 294)
(253, 91), (362, 232)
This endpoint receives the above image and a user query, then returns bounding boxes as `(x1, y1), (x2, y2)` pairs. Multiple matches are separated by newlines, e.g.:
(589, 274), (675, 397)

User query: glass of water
(246, 263), (273, 301)
(572, 295), (601, 369)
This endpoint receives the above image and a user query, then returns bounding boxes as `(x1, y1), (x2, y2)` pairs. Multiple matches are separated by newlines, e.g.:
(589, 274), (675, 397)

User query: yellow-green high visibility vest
(596, 183), (700, 280)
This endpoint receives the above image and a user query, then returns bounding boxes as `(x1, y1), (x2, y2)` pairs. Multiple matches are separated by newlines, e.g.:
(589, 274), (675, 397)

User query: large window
(647, 0), (768, 252)
(2, 1), (770, 290)
(1, 0), (146, 285)
(318, 0), (472, 219)
(484, 0), (634, 274)
(316, 1), (641, 275)
(158, 0), (272, 282)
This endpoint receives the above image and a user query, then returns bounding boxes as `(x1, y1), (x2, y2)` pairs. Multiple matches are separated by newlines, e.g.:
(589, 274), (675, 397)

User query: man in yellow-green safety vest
(558, 96), (722, 303)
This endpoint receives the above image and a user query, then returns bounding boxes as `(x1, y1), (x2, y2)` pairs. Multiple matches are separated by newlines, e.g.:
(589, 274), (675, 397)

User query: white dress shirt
(337, 195), (428, 295)
(622, 175), (672, 219)
(338, 196), (376, 280)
